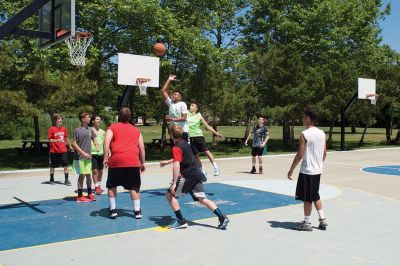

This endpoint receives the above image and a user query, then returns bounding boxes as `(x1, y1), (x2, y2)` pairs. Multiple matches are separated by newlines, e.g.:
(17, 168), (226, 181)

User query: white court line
(1, 147), (399, 175)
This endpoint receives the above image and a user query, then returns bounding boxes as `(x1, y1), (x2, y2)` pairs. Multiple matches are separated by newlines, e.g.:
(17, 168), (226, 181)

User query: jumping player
(47, 114), (73, 185)
(244, 116), (269, 174)
(287, 108), (328, 231)
(160, 125), (229, 229)
(188, 101), (223, 177)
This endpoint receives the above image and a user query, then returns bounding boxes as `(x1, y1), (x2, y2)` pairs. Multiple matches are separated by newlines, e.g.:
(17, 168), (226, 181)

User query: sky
(379, 0), (400, 51)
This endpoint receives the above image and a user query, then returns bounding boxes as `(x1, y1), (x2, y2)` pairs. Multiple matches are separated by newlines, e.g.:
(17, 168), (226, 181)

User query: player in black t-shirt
(160, 125), (229, 229)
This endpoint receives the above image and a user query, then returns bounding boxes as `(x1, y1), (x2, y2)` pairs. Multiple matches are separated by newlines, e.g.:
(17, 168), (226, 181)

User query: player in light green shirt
(91, 115), (105, 195)
(188, 102), (224, 178)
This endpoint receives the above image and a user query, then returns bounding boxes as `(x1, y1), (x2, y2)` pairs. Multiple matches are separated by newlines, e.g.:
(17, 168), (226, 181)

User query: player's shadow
(141, 190), (166, 197)
(236, 171), (257, 175)
(267, 221), (298, 230)
(188, 221), (218, 229)
(90, 208), (135, 219)
(148, 215), (174, 226)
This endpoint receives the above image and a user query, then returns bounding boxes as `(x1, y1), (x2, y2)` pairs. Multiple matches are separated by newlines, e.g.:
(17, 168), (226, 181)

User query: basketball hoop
(366, 93), (378, 105)
(65, 32), (93, 67)
(136, 78), (151, 95)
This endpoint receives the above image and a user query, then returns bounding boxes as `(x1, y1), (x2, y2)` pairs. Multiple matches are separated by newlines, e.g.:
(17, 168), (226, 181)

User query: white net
(136, 78), (151, 95)
(370, 95), (378, 105)
(65, 33), (93, 67)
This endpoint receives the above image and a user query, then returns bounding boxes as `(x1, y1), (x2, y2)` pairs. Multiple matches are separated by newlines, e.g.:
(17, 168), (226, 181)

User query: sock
(64, 173), (69, 181)
(213, 162), (218, 169)
(109, 197), (116, 210)
(304, 216), (311, 223)
(50, 174), (54, 181)
(318, 210), (325, 220)
(133, 199), (141, 211)
(213, 208), (224, 220)
(174, 210), (184, 220)
(87, 187), (92, 195)
(78, 189), (83, 197)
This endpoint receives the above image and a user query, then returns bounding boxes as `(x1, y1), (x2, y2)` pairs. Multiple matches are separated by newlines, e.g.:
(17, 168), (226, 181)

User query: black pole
(340, 92), (358, 151)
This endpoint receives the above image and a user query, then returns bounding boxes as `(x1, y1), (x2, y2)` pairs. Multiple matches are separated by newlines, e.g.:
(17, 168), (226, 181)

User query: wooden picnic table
(222, 136), (244, 146)
(16, 140), (50, 154)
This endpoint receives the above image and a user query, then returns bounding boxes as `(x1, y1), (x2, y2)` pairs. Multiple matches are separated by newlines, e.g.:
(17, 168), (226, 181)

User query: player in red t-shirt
(103, 107), (146, 219)
(47, 114), (73, 185)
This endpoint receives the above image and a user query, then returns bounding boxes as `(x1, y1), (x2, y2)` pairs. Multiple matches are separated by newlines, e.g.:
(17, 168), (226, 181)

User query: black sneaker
(133, 209), (142, 219)
(218, 216), (230, 229)
(109, 209), (117, 219)
(64, 180), (72, 186)
(250, 167), (256, 174)
(167, 219), (188, 229)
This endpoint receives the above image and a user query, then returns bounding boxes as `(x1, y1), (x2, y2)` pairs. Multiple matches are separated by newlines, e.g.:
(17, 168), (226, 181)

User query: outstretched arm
(161, 74), (176, 100)
(200, 116), (223, 138)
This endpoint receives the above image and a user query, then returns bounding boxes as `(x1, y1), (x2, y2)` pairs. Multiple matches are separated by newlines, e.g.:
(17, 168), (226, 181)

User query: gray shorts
(173, 177), (206, 201)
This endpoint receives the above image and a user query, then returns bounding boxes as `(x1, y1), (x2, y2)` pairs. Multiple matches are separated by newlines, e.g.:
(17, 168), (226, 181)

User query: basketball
(153, 42), (166, 57)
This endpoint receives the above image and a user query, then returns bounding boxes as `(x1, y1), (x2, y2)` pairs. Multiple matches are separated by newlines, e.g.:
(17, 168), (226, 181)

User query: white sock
(213, 162), (219, 169)
(133, 199), (141, 211)
(109, 197), (116, 210)
(304, 216), (311, 223)
(318, 210), (325, 220)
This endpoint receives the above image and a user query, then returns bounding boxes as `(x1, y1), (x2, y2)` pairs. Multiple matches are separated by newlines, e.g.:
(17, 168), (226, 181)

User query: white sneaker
(214, 167), (220, 176)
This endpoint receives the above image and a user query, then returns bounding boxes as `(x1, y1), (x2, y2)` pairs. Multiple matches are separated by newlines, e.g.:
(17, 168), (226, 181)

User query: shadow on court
(90, 208), (135, 219)
(267, 221), (297, 230)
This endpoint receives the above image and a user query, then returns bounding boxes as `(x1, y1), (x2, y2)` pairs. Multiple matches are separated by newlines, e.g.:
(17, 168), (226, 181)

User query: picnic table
(146, 138), (172, 150)
(16, 140), (50, 154)
(222, 137), (244, 146)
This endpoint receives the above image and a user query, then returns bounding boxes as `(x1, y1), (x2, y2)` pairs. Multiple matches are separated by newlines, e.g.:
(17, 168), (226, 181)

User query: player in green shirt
(91, 115), (105, 195)
(188, 102), (223, 179)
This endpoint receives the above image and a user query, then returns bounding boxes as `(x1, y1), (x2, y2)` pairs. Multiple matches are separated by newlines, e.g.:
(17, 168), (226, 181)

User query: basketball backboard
(358, 78), (376, 99)
(38, 0), (75, 48)
(117, 53), (160, 88)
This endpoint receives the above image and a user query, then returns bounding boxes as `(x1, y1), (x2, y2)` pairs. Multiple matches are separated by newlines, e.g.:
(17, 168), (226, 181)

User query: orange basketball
(153, 42), (166, 56)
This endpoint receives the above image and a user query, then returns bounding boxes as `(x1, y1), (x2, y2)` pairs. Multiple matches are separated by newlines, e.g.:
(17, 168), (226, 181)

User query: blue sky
(380, 0), (400, 51)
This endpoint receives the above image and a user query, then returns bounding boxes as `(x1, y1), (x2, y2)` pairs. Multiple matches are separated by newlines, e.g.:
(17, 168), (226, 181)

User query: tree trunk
(393, 129), (400, 144)
(283, 118), (294, 149)
(327, 117), (336, 148)
(351, 124), (356, 134)
(385, 120), (392, 144)
(33, 115), (41, 155)
(359, 123), (368, 145)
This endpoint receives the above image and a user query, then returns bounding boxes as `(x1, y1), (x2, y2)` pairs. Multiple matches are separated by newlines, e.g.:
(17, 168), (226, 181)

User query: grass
(0, 125), (398, 171)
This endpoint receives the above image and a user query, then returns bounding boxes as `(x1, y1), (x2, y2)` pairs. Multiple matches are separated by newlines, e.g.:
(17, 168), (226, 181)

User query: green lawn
(0, 126), (398, 170)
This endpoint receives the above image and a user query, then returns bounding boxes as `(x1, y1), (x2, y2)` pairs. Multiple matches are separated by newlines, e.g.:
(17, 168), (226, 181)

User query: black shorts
(190, 136), (209, 153)
(106, 167), (141, 190)
(251, 147), (263, 156)
(295, 173), (321, 202)
(49, 152), (69, 168)
(91, 155), (104, 170)
(169, 176), (206, 201)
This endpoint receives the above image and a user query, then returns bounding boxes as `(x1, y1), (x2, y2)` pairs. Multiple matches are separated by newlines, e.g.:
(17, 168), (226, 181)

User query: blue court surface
(362, 165), (400, 176)
(0, 183), (297, 251)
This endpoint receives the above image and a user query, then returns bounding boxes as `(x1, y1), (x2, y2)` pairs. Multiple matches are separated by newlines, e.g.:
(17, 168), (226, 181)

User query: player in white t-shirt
(287, 108), (327, 231)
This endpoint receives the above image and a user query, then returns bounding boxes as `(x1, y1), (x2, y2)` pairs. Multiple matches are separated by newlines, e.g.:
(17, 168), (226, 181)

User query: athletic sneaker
(214, 166), (220, 176)
(250, 167), (256, 174)
(218, 216), (230, 229)
(259, 166), (263, 174)
(201, 171), (208, 183)
(87, 193), (96, 201)
(133, 210), (142, 219)
(109, 209), (117, 218)
(64, 180), (72, 186)
(76, 196), (92, 203)
(167, 219), (188, 229)
(95, 186), (103, 195)
(293, 221), (313, 231)
(318, 219), (328, 230)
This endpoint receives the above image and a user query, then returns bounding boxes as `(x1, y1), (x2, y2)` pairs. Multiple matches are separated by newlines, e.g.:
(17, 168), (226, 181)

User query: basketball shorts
(91, 155), (104, 170)
(295, 173), (321, 202)
(106, 167), (141, 190)
(170, 176), (206, 201)
(190, 136), (209, 153)
(49, 152), (69, 168)
(72, 159), (92, 175)
(251, 147), (263, 156)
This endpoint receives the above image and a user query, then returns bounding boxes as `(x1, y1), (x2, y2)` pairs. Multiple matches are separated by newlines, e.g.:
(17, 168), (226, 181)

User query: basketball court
(0, 148), (399, 265)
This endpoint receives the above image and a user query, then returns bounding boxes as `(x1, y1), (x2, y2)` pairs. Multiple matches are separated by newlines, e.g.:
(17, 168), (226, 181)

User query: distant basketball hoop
(65, 32), (93, 66)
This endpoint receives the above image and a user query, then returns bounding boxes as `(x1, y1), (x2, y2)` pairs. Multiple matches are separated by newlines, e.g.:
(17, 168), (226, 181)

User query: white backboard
(358, 78), (376, 99)
(117, 53), (160, 87)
